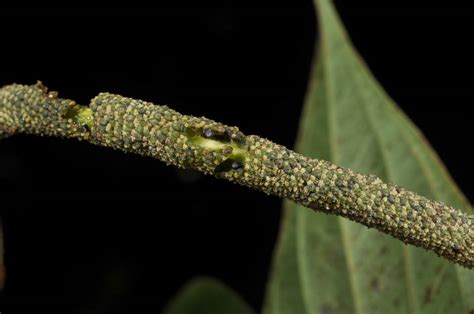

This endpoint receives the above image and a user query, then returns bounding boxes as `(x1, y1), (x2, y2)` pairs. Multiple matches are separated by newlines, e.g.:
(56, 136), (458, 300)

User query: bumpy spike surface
(1, 83), (473, 268)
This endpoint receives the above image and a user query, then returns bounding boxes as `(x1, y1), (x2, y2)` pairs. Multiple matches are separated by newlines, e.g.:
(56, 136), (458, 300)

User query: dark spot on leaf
(319, 304), (334, 314)
(393, 298), (400, 307)
(370, 277), (380, 292)
(423, 287), (433, 304)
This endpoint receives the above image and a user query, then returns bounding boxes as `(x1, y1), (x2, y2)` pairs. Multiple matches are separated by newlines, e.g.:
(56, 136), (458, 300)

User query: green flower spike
(1, 82), (472, 268)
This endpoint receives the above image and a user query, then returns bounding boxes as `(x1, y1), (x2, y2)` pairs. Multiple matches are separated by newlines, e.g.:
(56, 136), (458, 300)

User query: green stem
(1, 82), (473, 268)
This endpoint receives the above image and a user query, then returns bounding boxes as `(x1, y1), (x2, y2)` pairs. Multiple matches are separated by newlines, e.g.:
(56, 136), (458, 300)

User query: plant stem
(1, 82), (472, 268)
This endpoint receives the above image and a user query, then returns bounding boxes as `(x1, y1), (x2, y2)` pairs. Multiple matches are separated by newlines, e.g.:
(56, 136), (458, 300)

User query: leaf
(163, 277), (255, 314)
(263, 1), (474, 314)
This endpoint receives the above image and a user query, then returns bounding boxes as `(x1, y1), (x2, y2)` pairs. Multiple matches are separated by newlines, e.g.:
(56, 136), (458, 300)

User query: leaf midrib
(346, 49), (419, 314)
(319, 28), (364, 314)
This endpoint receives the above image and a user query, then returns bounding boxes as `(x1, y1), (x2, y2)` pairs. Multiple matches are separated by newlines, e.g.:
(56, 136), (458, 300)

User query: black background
(0, 1), (473, 313)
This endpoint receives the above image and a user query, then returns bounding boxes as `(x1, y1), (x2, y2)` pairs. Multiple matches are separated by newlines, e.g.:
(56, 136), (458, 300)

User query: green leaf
(163, 277), (255, 314)
(263, 1), (474, 314)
